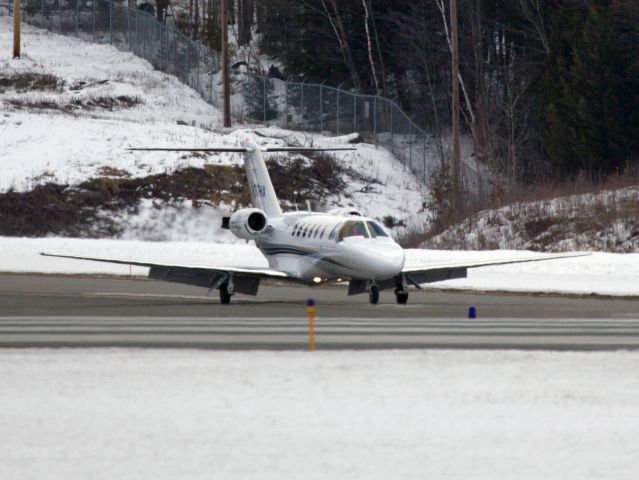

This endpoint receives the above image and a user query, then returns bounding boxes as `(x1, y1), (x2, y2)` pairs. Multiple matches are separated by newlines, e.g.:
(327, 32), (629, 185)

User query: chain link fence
(242, 74), (441, 183)
(18, 0), (484, 188)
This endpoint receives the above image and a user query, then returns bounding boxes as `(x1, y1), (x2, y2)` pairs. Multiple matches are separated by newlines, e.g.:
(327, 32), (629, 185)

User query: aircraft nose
(345, 241), (405, 279)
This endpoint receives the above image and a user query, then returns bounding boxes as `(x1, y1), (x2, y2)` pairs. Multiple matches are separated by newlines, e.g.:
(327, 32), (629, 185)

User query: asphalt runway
(1, 273), (639, 350)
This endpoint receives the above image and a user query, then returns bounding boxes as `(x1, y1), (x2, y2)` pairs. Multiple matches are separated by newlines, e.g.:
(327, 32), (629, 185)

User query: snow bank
(2, 237), (639, 296)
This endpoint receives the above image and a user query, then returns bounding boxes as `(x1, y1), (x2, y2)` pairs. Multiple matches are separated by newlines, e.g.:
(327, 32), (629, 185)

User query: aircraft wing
(401, 252), (591, 286)
(40, 252), (293, 295)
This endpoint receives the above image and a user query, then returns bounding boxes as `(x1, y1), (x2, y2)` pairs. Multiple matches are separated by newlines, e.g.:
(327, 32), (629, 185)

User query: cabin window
(337, 220), (370, 241)
(313, 226), (320, 238)
(320, 226), (327, 238)
(367, 221), (389, 238)
(328, 225), (339, 240)
(302, 225), (309, 237)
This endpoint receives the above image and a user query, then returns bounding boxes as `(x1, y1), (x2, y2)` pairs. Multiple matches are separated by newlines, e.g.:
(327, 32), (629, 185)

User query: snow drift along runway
(3, 237), (639, 297)
(1, 348), (638, 480)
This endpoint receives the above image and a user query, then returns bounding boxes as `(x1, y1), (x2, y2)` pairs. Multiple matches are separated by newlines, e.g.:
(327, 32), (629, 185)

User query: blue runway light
(468, 306), (477, 319)
(307, 298), (315, 307)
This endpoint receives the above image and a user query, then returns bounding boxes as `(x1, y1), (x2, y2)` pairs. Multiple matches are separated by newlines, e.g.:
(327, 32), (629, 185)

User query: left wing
(401, 252), (591, 286)
(40, 252), (294, 295)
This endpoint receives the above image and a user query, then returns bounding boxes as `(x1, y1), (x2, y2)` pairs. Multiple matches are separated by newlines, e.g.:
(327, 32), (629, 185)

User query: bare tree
(318, 0), (363, 91)
(362, 0), (381, 96)
(238, 0), (254, 46)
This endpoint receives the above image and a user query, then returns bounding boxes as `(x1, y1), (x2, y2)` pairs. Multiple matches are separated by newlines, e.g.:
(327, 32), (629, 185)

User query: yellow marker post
(306, 298), (316, 351)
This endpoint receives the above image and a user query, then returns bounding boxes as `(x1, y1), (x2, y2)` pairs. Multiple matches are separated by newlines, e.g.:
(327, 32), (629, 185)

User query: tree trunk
(362, 0), (381, 96)
(321, 0), (363, 92)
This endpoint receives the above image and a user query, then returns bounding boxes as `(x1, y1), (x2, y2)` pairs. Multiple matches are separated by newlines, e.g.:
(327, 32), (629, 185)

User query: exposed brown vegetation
(6, 94), (142, 112)
(0, 73), (60, 92)
(414, 167), (639, 249)
(0, 154), (349, 237)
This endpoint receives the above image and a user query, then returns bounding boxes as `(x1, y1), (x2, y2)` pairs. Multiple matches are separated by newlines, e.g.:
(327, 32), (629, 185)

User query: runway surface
(1, 273), (639, 350)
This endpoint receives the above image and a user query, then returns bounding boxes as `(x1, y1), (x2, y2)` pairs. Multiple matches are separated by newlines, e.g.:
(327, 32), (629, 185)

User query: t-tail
(242, 141), (282, 216)
(128, 140), (356, 217)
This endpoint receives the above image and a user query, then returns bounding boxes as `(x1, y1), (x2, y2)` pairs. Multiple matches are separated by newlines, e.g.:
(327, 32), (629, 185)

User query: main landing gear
(368, 276), (410, 305)
(369, 285), (380, 304)
(219, 283), (233, 304)
(394, 274), (409, 304)
(395, 290), (409, 304)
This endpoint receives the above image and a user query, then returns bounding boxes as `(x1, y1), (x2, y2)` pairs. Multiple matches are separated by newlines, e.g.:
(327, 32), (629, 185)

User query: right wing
(40, 252), (295, 295)
(401, 252), (591, 286)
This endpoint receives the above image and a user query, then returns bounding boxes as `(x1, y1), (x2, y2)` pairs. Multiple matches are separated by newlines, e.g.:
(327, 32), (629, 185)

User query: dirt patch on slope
(0, 154), (349, 237)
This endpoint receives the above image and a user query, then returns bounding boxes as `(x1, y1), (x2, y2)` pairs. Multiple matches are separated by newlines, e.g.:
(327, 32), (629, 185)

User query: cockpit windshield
(337, 220), (369, 241)
(367, 221), (389, 237)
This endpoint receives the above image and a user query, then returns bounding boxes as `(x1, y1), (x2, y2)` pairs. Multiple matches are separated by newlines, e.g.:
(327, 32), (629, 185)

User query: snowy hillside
(425, 185), (639, 253)
(0, 17), (428, 242)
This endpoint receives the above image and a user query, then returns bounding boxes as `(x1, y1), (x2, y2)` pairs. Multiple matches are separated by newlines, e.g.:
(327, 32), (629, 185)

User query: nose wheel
(369, 285), (380, 304)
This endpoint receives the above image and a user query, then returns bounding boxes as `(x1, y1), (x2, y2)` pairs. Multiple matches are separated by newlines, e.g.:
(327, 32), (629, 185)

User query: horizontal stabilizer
(128, 147), (250, 152)
(261, 147), (356, 152)
(127, 146), (356, 153)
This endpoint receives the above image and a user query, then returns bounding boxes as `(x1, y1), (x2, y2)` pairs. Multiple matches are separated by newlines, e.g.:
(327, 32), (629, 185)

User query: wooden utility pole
(13, 0), (21, 58)
(450, 0), (461, 213)
(221, 0), (231, 127)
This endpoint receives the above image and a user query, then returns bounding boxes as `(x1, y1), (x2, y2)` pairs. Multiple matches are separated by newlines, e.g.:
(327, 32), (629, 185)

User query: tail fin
(242, 141), (282, 217)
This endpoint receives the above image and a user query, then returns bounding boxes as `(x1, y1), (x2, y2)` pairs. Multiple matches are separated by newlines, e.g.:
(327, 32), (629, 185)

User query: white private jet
(43, 140), (587, 304)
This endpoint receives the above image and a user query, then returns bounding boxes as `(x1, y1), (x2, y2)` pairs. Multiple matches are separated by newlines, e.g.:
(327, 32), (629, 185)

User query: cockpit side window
(367, 221), (389, 238)
(328, 224), (340, 240)
(337, 220), (370, 241)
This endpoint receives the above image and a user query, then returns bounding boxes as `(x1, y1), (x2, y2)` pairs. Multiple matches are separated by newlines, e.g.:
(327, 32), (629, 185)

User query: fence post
(75, 0), (79, 36)
(285, 80), (289, 129)
(92, 0), (96, 42)
(390, 104), (394, 154)
(186, 41), (191, 85)
(336, 88), (340, 135)
(409, 119), (413, 171)
(58, 0), (61, 33)
(41, 0), (43, 28)
(109, 0), (112, 45)
(196, 44), (200, 92)
(261, 76), (266, 124)
(353, 94), (356, 134)
(320, 83), (325, 132)
(373, 96), (377, 145)
(423, 132), (427, 183)
(300, 80), (305, 130)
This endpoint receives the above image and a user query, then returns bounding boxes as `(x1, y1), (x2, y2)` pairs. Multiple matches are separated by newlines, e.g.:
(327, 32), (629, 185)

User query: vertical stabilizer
(243, 141), (283, 217)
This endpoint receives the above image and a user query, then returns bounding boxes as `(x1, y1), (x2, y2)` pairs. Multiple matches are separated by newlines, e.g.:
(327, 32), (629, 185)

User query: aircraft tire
(219, 284), (232, 304)
(369, 285), (380, 305)
(396, 291), (409, 304)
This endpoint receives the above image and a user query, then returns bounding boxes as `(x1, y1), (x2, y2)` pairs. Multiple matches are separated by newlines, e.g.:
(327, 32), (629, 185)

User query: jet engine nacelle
(228, 208), (268, 239)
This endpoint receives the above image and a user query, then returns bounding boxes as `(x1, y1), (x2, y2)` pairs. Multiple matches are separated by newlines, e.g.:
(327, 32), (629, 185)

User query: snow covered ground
(1, 348), (638, 480)
(3, 236), (639, 296)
